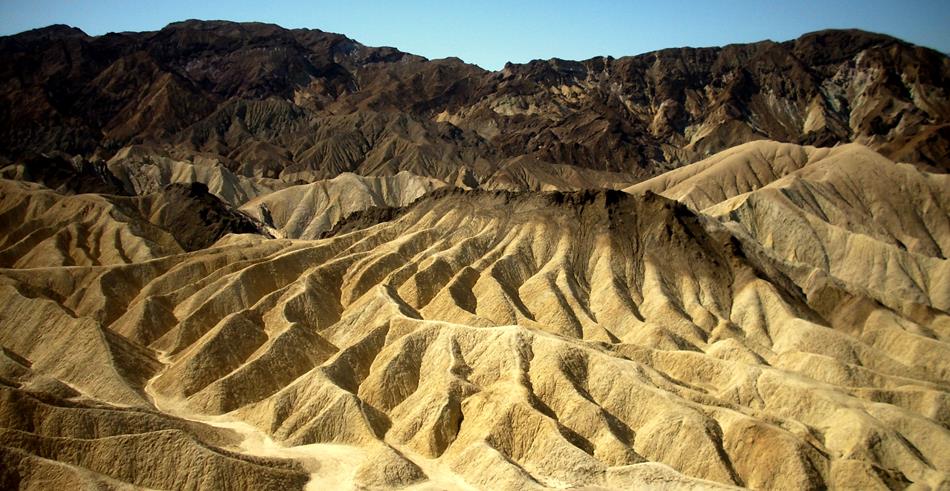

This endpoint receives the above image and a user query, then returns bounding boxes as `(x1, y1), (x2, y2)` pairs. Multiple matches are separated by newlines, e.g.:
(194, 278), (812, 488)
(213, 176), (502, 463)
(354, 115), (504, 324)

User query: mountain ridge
(2, 20), (948, 185)
(0, 19), (949, 490)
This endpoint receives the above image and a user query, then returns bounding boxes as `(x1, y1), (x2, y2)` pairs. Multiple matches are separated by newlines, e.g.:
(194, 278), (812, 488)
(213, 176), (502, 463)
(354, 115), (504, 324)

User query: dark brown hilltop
(1, 21), (948, 187)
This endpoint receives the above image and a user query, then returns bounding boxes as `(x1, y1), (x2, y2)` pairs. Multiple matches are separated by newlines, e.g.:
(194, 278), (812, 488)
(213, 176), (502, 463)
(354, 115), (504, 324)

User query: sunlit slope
(0, 179), (184, 267)
(628, 141), (950, 313)
(1, 147), (947, 489)
(0, 179), (266, 267)
(239, 171), (447, 239)
(0, 348), (309, 490)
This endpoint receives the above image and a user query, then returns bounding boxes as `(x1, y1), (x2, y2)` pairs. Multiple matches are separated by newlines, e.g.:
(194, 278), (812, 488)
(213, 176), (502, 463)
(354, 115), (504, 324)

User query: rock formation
(1, 21), (947, 186)
(0, 20), (948, 491)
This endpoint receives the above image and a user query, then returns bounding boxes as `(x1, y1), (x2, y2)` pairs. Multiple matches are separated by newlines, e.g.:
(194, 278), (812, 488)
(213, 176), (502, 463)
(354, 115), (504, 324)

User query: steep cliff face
(1, 22), (948, 184)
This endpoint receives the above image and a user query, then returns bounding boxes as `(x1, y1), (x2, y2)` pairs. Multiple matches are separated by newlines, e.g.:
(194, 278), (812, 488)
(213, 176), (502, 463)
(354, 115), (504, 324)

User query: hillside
(0, 141), (948, 489)
(0, 20), (948, 490)
(1, 21), (948, 188)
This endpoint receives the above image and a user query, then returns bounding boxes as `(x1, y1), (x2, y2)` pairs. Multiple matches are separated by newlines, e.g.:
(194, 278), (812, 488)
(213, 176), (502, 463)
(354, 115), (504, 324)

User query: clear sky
(2, 0), (948, 70)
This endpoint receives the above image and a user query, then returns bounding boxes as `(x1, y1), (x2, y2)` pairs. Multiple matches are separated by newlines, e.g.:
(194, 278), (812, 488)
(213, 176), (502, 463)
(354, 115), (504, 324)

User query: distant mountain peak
(0, 23), (947, 176)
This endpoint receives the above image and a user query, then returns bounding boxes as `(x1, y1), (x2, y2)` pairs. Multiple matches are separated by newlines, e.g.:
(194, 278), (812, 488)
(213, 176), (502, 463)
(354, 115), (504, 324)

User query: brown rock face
(1, 22), (948, 183)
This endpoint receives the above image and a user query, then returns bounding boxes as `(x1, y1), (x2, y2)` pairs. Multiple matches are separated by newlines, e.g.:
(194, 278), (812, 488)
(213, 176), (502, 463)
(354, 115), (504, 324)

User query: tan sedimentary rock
(0, 141), (947, 489)
(239, 171), (447, 239)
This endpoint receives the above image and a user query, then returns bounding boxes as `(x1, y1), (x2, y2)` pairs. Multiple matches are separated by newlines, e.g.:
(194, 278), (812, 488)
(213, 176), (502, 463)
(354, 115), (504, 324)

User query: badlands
(0, 20), (948, 490)
(0, 141), (947, 489)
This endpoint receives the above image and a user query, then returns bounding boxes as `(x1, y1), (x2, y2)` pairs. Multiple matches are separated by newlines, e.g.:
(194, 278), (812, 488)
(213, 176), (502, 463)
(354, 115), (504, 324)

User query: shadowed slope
(628, 141), (950, 312)
(0, 178), (268, 268)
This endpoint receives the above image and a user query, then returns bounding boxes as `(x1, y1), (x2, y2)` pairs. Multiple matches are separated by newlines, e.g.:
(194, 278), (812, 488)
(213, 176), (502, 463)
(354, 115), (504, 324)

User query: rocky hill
(1, 140), (948, 489)
(1, 21), (948, 186)
(0, 20), (948, 490)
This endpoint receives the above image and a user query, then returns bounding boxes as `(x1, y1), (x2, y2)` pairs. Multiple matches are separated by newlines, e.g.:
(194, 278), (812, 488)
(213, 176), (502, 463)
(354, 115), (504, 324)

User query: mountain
(239, 171), (448, 239)
(0, 19), (948, 491)
(1, 21), (948, 188)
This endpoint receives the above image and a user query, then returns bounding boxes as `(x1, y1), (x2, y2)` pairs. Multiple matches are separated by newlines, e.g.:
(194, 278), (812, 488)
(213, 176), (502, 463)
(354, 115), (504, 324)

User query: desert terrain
(0, 21), (948, 490)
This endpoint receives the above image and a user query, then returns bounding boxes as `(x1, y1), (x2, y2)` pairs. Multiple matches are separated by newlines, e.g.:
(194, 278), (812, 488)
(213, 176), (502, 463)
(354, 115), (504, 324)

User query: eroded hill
(0, 141), (947, 489)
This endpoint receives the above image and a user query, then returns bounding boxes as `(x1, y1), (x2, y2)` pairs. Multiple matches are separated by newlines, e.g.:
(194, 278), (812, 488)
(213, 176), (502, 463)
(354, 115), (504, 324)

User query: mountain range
(2, 20), (948, 184)
(0, 20), (948, 490)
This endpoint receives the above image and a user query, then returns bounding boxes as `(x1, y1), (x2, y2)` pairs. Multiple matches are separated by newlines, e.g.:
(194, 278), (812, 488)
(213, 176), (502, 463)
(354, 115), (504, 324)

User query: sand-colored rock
(0, 141), (947, 489)
(0, 177), (270, 270)
(0, 349), (309, 490)
(0, 180), (184, 267)
(240, 171), (447, 239)
(628, 140), (950, 311)
(107, 145), (289, 206)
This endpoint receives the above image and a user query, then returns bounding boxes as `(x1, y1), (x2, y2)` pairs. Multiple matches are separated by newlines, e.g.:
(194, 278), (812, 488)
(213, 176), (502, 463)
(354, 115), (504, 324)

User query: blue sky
(2, 0), (948, 70)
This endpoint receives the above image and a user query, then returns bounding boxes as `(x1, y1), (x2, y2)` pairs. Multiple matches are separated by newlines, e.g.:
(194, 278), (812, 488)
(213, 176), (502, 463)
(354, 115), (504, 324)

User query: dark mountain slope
(1, 21), (947, 185)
